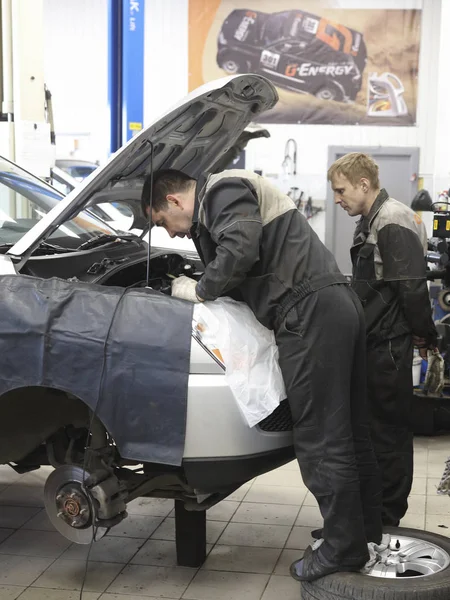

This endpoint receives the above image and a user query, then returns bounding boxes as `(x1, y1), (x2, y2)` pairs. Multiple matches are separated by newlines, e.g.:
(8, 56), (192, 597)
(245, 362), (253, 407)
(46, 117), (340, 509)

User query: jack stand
(174, 500), (206, 567)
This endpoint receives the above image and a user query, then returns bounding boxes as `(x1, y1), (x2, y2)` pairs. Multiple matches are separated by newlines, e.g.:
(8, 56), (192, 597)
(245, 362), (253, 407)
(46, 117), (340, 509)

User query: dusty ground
(198, 0), (421, 125)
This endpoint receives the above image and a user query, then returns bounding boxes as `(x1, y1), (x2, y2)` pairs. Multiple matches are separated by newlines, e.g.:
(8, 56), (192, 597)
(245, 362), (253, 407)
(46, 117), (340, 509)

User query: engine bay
(102, 251), (203, 293)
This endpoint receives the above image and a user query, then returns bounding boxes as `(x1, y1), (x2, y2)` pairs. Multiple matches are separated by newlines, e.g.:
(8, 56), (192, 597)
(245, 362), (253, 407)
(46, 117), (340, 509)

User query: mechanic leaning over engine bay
(328, 152), (439, 528)
(141, 167), (383, 582)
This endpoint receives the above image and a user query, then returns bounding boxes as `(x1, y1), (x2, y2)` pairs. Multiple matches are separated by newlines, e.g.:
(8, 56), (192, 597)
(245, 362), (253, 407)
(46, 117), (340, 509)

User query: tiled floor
(0, 435), (449, 599)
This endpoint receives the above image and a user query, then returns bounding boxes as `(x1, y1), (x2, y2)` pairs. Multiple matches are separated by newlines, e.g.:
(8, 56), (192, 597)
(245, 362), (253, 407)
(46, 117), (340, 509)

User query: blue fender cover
(0, 275), (193, 466)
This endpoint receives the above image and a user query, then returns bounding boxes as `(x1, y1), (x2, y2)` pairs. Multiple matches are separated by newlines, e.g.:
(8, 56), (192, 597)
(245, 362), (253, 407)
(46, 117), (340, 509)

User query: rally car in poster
(217, 9), (367, 102)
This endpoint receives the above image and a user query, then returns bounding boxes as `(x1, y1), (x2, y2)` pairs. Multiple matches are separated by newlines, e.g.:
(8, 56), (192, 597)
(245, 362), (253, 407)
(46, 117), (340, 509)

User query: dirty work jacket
(351, 188), (437, 347)
(190, 169), (346, 330)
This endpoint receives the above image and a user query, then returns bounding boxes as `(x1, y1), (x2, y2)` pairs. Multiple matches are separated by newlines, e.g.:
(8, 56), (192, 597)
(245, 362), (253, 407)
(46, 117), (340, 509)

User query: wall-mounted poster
(188, 0), (422, 125)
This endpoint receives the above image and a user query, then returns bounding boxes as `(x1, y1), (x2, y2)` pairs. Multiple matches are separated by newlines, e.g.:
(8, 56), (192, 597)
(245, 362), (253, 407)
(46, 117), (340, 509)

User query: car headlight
(219, 32), (227, 45)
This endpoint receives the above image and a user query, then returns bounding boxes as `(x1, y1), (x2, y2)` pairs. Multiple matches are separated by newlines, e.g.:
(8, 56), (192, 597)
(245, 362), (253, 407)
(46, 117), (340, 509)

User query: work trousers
(367, 334), (414, 527)
(275, 284), (383, 568)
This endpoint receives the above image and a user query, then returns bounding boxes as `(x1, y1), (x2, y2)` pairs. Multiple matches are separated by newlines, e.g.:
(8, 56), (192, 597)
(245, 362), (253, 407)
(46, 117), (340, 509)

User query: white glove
(424, 348), (444, 396)
(171, 275), (202, 303)
(361, 534), (391, 573)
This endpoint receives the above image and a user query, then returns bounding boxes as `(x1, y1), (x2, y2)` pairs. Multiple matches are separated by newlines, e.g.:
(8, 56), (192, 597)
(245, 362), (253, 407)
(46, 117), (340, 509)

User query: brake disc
(44, 465), (108, 544)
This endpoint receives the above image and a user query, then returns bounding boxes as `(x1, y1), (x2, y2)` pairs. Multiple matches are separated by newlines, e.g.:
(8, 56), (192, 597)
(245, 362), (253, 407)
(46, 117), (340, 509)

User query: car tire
(314, 84), (344, 102)
(219, 56), (250, 75)
(301, 527), (450, 600)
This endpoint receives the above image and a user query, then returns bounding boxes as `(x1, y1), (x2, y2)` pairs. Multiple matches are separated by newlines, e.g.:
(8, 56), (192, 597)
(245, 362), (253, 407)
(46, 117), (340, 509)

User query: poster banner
(189, 1), (421, 125)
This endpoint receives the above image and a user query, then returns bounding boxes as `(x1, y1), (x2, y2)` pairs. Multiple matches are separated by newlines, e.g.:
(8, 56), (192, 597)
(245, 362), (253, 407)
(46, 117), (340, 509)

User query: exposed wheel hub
(55, 483), (91, 528)
(44, 465), (108, 544)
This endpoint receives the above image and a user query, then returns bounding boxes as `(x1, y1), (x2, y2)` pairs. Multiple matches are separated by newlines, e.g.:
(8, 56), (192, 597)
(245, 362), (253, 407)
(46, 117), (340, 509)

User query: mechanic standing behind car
(328, 152), (438, 527)
(141, 168), (383, 581)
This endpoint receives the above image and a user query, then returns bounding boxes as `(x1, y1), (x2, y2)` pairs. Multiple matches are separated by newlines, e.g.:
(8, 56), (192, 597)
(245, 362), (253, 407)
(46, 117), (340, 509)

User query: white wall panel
(433, 0), (450, 194)
(43, 0), (108, 161)
(244, 0), (442, 200)
(40, 0), (446, 197)
(143, 0), (189, 124)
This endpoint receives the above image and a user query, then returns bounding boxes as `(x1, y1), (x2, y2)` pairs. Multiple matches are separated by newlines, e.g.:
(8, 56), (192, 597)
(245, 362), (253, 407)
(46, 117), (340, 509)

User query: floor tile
(425, 514), (450, 536)
(19, 468), (53, 486)
(0, 555), (54, 586)
(0, 529), (71, 558)
(0, 586), (26, 600)
(412, 463), (428, 477)
(0, 485), (44, 508)
(410, 477), (426, 495)
(182, 570), (269, 600)
(414, 438), (429, 448)
(107, 564), (195, 598)
(400, 513), (425, 530)
(151, 518), (226, 545)
(261, 575), (301, 600)
(218, 522), (291, 548)
(100, 595), (159, 600)
(295, 506), (323, 528)
(0, 530), (13, 544)
(0, 467), (22, 487)
(105, 515), (163, 538)
(427, 450), (449, 462)
(202, 545), (281, 574)
(131, 540), (179, 567)
(126, 497), (174, 517)
(427, 463), (447, 478)
(278, 461), (299, 472)
(405, 495), (426, 514)
(226, 484), (252, 502)
(131, 539), (212, 569)
(285, 527), (316, 550)
(0, 506), (41, 529)
(20, 509), (55, 532)
(243, 485), (306, 506)
(19, 590), (99, 600)
(302, 492), (319, 507)
(274, 549), (303, 575)
(426, 494), (450, 515)
(231, 502), (299, 527)
(32, 559), (123, 592)
(61, 535), (146, 563)
(254, 470), (305, 488)
(206, 501), (240, 522)
(427, 478), (442, 495)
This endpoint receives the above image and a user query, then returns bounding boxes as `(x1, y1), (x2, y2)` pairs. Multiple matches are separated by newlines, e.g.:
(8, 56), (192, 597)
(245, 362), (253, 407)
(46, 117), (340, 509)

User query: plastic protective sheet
(0, 275), (193, 466)
(194, 297), (286, 427)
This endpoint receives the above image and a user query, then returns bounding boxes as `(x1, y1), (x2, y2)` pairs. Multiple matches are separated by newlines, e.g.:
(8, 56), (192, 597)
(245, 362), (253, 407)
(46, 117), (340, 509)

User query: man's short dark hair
(141, 169), (195, 217)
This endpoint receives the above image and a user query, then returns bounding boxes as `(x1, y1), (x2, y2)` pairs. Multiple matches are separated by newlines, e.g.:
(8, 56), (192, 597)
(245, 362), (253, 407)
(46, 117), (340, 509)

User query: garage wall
(41, 0), (448, 200)
(143, 0), (445, 200)
(241, 0), (442, 201)
(43, 0), (109, 162)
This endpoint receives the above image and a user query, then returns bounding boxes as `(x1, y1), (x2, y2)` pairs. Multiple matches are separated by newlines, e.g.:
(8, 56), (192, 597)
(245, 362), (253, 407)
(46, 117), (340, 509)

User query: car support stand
(174, 500), (207, 567)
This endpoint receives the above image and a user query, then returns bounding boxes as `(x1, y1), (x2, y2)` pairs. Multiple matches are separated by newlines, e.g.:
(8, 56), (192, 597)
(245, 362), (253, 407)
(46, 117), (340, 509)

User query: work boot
(290, 545), (363, 582)
(290, 539), (364, 581)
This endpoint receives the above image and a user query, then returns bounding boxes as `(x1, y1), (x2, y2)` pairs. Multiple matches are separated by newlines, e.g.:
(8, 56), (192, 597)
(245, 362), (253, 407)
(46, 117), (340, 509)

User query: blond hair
(327, 153), (380, 190)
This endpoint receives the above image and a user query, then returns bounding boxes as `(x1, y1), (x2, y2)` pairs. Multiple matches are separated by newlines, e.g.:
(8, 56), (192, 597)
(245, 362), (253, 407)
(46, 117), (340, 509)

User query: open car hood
(9, 75), (278, 263)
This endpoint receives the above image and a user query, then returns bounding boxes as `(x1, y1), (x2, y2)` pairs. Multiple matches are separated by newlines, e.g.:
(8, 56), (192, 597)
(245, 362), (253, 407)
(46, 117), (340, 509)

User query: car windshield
(0, 157), (118, 250)
(261, 13), (290, 45)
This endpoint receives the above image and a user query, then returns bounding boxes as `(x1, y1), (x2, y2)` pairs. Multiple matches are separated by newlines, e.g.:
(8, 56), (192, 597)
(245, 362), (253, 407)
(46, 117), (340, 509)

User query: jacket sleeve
(195, 177), (262, 301)
(378, 223), (437, 346)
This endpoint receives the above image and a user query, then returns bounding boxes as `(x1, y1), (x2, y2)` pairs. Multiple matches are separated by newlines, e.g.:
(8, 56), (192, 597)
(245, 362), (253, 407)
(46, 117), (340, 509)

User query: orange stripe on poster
(189, 0), (222, 91)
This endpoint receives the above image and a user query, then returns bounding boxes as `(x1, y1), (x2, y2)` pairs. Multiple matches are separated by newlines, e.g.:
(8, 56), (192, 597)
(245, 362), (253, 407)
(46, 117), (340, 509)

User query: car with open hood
(2, 75), (450, 598)
(0, 74), (296, 547)
(217, 9), (366, 102)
